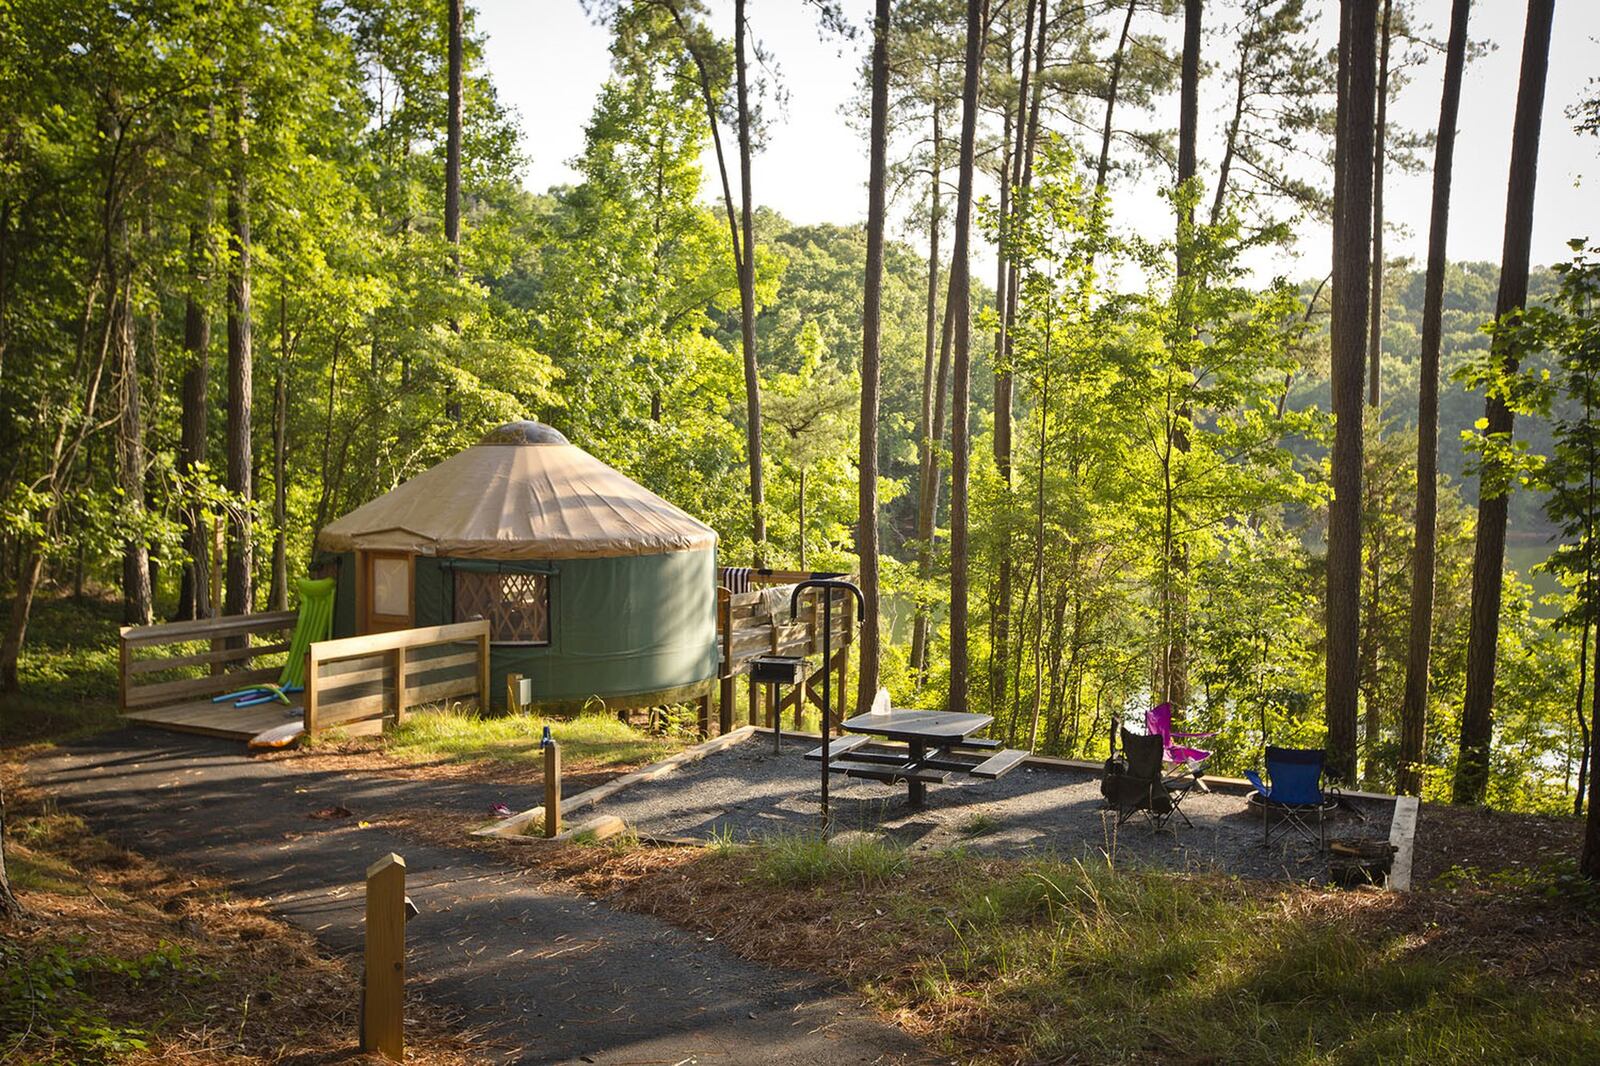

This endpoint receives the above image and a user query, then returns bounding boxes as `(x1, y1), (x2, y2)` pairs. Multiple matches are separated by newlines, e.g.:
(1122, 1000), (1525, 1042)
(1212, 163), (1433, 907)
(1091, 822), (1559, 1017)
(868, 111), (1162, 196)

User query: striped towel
(720, 566), (751, 593)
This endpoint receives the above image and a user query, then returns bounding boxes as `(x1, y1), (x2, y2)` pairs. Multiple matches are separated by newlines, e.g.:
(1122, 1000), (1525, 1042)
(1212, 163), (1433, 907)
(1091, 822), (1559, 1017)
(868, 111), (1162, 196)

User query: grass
(915, 858), (1595, 1064)
(0, 594), (123, 747)
(750, 832), (909, 888)
(607, 840), (1600, 1065)
(381, 705), (689, 770)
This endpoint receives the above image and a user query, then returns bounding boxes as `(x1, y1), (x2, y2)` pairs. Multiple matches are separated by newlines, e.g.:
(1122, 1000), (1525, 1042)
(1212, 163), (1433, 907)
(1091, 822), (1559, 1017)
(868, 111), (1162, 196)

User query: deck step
(969, 748), (1029, 780)
(804, 734), (871, 760)
(826, 758), (951, 785)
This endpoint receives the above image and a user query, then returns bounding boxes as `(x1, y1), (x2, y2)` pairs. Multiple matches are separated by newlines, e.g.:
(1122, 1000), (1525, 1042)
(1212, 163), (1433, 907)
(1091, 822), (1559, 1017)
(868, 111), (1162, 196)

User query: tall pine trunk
(178, 213), (213, 621)
(948, 0), (984, 713)
(224, 89), (254, 620)
(1366, 0), (1391, 411)
(1397, 0), (1470, 798)
(268, 283), (289, 612)
(912, 294), (955, 679)
(1158, 0), (1200, 710)
(0, 778), (22, 920)
(734, 0), (765, 565)
(1326, 0), (1379, 787)
(992, 0), (1037, 720)
(1584, 622), (1600, 877)
(445, 0), (463, 266)
(910, 108), (945, 682)
(1359, 0), (1393, 782)
(113, 273), (152, 626)
(857, 0), (890, 705)
(1455, 0), (1556, 804)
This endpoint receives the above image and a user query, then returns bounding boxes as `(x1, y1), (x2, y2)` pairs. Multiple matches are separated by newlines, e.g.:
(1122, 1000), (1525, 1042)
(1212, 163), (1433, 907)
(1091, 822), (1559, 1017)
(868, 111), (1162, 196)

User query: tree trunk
(910, 108), (945, 682)
(1095, 0), (1138, 192)
(1454, 0), (1554, 805)
(1177, 0), (1200, 194)
(0, 777), (22, 921)
(1367, 0), (1392, 410)
(948, 0), (984, 714)
(268, 283), (289, 612)
(1159, 0), (1201, 712)
(857, 0), (890, 706)
(1397, 0), (1469, 798)
(113, 274), (152, 626)
(1585, 621), (1600, 878)
(445, 0), (463, 267)
(992, 89), (1014, 716)
(177, 215), (212, 621)
(734, 0), (766, 565)
(911, 292), (955, 680)
(1326, 0), (1379, 787)
(798, 467), (808, 571)
(1360, 3), (1394, 760)
(659, 1), (759, 561)
(1575, 618), (1591, 816)
(225, 89), (254, 620)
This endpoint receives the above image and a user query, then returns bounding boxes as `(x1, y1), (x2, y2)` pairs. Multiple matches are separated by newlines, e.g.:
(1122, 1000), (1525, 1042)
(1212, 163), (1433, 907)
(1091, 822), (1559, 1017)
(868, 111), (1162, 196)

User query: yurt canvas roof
(316, 422), (717, 559)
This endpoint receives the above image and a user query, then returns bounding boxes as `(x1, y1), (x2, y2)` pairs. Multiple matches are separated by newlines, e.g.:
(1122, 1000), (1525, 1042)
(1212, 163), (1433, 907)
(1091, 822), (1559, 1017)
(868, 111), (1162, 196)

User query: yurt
(314, 420), (719, 710)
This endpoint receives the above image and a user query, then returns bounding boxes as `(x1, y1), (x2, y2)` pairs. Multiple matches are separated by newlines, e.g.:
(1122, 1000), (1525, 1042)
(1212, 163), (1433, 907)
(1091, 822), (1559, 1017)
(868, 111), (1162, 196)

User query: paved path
(27, 729), (934, 1066)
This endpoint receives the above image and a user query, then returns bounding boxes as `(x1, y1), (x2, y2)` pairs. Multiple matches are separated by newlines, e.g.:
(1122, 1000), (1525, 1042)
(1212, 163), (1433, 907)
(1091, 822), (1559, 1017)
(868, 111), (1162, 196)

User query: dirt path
(26, 728), (935, 1066)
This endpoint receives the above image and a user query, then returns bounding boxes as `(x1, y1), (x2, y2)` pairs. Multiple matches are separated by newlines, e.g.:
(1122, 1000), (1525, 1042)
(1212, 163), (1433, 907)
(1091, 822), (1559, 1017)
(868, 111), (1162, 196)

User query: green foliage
(0, 940), (208, 1063)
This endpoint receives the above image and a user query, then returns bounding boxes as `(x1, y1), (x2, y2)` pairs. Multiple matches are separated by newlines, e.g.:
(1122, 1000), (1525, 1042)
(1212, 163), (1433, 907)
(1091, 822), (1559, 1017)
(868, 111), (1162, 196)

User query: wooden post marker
(543, 730), (562, 838)
(362, 853), (407, 1061)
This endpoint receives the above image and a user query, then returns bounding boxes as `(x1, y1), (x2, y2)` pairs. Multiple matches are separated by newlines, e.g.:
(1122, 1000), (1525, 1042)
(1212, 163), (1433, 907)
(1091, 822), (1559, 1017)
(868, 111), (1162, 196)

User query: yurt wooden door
(358, 550), (415, 634)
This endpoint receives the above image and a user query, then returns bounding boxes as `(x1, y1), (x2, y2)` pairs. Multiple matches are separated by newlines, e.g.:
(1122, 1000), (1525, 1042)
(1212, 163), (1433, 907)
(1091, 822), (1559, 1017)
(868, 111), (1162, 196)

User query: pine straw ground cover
(0, 788), (484, 1065)
(493, 834), (1600, 1065)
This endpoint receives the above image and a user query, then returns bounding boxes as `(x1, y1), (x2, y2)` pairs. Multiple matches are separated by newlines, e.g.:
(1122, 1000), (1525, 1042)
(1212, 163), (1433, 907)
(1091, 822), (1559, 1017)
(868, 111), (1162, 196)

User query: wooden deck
(123, 697), (302, 741)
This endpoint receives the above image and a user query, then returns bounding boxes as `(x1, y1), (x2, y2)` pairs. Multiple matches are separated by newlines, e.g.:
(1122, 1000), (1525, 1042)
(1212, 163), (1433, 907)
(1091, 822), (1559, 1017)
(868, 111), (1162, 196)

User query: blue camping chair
(1244, 747), (1330, 847)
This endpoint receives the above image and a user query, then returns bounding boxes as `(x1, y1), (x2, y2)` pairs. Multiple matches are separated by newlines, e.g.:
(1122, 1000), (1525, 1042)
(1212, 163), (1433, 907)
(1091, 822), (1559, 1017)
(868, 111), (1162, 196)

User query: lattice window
(454, 570), (550, 645)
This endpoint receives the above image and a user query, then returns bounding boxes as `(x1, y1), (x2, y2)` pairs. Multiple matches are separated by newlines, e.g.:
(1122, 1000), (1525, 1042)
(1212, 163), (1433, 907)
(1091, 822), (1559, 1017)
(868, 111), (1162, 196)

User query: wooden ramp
(123, 698), (301, 741)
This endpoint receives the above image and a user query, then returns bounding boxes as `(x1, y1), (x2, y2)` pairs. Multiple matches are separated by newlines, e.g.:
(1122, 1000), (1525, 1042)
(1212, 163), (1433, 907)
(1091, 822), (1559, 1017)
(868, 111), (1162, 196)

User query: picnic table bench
(804, 705), (1030, 807)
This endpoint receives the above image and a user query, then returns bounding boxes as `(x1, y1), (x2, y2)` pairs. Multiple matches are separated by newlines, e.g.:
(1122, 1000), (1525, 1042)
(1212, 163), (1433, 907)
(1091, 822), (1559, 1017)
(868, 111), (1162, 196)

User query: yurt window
(362, 551), (414, 632)
(455, 570), (550, 645)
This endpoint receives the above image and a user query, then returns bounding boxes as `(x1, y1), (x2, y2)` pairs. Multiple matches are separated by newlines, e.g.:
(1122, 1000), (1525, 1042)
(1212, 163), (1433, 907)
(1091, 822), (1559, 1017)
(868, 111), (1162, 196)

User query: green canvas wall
(318, 547), (717, 709)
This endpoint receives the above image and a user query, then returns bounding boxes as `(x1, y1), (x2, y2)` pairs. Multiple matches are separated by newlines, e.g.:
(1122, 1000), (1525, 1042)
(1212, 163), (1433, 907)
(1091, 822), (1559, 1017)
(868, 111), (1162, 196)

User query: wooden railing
(716, 579), (856, 734)
(119, 610), (299, 711)
(304, 620), (490, 737)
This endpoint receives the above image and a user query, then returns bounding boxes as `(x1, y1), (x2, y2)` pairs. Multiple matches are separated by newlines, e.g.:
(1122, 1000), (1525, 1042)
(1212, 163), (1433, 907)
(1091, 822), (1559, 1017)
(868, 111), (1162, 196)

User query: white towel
(761, 584), (797, 625)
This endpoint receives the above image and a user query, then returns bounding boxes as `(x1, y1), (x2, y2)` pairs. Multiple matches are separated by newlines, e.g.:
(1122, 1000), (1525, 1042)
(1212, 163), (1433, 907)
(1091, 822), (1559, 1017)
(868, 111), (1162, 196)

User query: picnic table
(804, 707), (1030, 808)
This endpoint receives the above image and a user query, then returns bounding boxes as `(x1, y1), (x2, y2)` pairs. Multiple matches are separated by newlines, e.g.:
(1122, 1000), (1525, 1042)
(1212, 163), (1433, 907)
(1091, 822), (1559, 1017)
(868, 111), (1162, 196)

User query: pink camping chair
(1145, 702), (1215, 770)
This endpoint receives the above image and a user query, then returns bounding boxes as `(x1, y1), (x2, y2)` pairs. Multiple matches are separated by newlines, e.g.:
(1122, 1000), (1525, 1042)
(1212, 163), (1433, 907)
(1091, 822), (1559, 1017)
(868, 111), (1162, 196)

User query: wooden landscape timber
(474, 726), (758, 840)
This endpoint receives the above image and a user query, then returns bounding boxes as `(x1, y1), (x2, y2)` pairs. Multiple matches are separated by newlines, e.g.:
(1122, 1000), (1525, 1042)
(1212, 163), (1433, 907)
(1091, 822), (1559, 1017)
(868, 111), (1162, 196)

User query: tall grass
(917, 857), (1599, 1064)
(752, 832), (908, 888)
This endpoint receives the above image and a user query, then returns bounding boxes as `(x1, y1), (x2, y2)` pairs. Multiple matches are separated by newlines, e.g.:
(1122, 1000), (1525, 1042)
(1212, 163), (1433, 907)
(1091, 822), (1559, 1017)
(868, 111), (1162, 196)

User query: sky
(477, 0), (1599, 276)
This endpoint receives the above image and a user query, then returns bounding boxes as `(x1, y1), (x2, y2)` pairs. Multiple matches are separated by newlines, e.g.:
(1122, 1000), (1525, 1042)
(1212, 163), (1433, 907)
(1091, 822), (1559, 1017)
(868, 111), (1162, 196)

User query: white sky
(479, 0), (1599, 276)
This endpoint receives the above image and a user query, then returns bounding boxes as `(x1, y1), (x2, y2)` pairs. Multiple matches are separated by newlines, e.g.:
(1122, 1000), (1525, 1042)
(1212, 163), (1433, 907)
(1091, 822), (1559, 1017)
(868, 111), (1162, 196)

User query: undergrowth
(0, 594), (122, 747)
